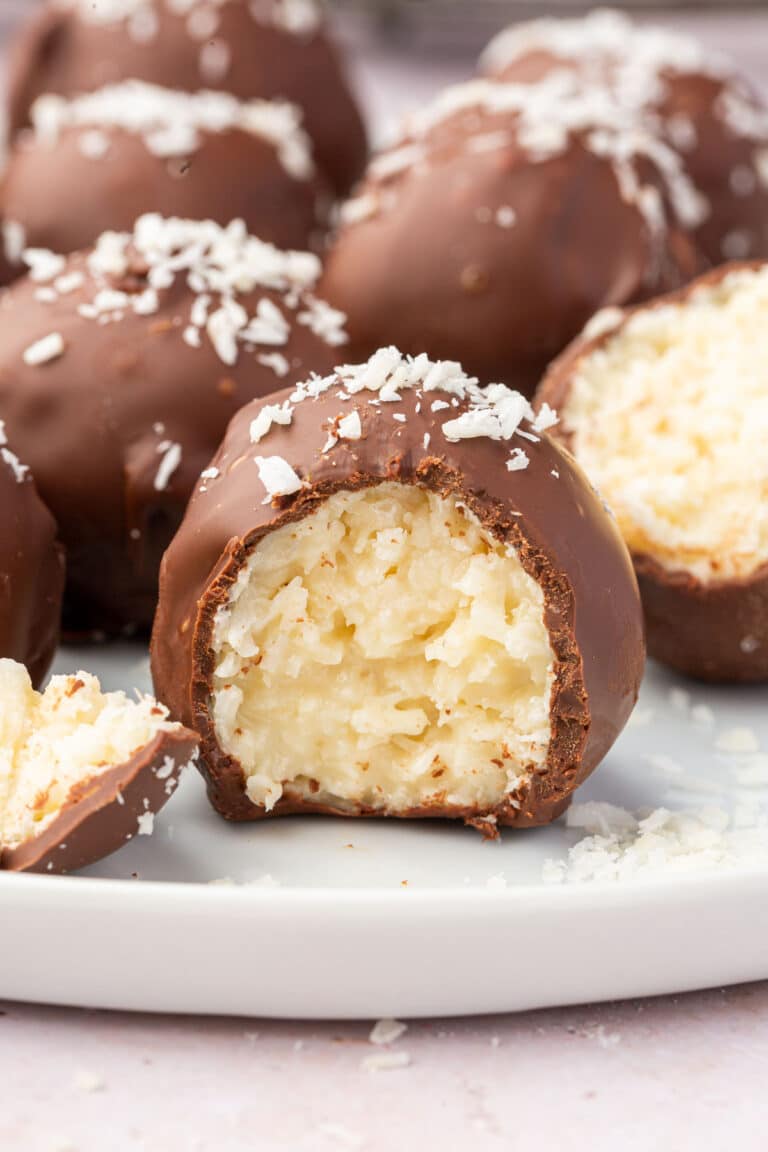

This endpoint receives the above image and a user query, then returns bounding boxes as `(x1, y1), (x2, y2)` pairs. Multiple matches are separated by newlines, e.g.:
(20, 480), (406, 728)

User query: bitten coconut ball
(0, 81), (326, 280)
(481, 9), (768, 268)
(151, 348), (645, 833)
(0, 661), (198, 874)
(0, 425), (64, 686)
(0, 214), (347, 637)
(320, 72), (698, 397)
(537, 263), (768, 683)
(7, 0), (367, 196)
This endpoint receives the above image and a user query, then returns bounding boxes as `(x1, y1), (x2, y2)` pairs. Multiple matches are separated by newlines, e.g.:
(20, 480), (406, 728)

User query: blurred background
(1, 2), (766, 144)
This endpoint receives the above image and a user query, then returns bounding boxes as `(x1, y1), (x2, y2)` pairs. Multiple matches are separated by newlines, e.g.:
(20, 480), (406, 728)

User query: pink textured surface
(3, 983), (768, 1151)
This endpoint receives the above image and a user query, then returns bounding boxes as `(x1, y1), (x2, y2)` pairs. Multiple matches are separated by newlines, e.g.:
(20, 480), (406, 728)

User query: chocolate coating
(1, 726), (198, 874)
(1, 105), (327, 278)
(0, 218), (346, 636)
(7, 0), (367, 196)
(0, 442), (64, 686)
(481, 12), (768, 268)
(320, 82), (696, 397)
(537, 262), (768, 683)
(151, 356), (645, 829)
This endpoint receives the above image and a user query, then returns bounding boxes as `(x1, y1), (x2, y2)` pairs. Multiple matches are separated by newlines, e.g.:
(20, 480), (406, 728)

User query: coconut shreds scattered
(31, 80), (314, 179)
(58, 0), (322, 38)
(353, 11), (768, 263)
(0, 422), (30, 484)
(238, 347), (560, 501)
(19, 214), (346, 373)
(543, 801), (768, 884)
(481, 8), (725, 76)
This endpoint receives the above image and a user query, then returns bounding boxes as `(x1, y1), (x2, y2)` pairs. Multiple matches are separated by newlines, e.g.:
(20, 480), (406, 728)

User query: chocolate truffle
(0, 423), (64, 686)
(1, 81), (327, 279)
(320, 73), (698, 397)
(0, 660), (198, 874)
(481, 9), (768, 268)
(7, 0), (367, 196)
(537, 262), (768, 683)
(151, 347), (645, 833)
(0, 214), (347, 636)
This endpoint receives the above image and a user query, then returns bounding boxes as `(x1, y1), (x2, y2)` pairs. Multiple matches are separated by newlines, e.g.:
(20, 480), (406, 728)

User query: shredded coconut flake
(23, 332), (66, 366)
(254, 454), (304, 500)
(249, 401), (294, 445)
(154, 441), (182, 491)
(361, 1050), (412, 1073)
(544, 801), (768, 883)
(369, 1018), (408, 1046)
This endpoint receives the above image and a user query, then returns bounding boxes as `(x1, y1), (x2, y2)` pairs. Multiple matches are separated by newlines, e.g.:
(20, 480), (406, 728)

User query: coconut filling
(0, 660), (179, 851)
(211, 483), (555, 815)
(564, 268), (768, 584)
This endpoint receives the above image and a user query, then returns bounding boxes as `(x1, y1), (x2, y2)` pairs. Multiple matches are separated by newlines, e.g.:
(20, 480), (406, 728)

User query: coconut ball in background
(7, 0), (367, 196)
(0, 214), (347, 637)
(481, 9), (768, 269)
(537, 261), (768, 684)
(320, 71), (699, 398)
(0, 82), (329, 282)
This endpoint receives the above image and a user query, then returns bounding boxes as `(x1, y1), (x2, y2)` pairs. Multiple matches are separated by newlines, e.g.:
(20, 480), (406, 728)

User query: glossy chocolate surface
(152, 358), (645, 828)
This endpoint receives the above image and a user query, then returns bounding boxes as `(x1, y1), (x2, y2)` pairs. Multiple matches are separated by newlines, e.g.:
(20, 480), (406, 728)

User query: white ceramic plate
(1, 643), (767, 1019)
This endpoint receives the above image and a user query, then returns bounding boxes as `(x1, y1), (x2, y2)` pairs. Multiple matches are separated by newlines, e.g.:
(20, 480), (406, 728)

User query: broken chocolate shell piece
(0, 661), (198, 875)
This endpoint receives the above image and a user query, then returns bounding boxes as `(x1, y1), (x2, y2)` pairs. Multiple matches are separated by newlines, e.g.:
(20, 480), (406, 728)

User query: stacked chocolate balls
(2, 0), (368, 278)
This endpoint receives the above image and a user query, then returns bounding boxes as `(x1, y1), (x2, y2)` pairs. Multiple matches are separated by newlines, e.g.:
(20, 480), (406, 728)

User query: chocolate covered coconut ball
(0, 660), (198, 874)
(1, 82), (326, 280)
(152, 347), (645, 832)
(537, 262), (768, 683)
(320, 73), (698, 397)
(0, 424), (64, 686)
(482, 10), (768, 268)
(8, 0), (367, 196)
(0, 214), (347, 637)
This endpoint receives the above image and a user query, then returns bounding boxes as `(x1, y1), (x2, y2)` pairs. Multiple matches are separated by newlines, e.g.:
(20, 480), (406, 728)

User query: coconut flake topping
(59, 0), (321, 36)
(31, 81), (314, 179)
(243, 347), (559, 479)
(0, 422), (30, 484)
(20, 214), (346, 370)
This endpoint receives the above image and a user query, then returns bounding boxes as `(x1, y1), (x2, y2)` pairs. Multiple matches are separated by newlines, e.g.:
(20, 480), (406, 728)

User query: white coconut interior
(0, 660), (178, 850)
(211, 483), (554, 815)
(564, 267), (768, 584)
